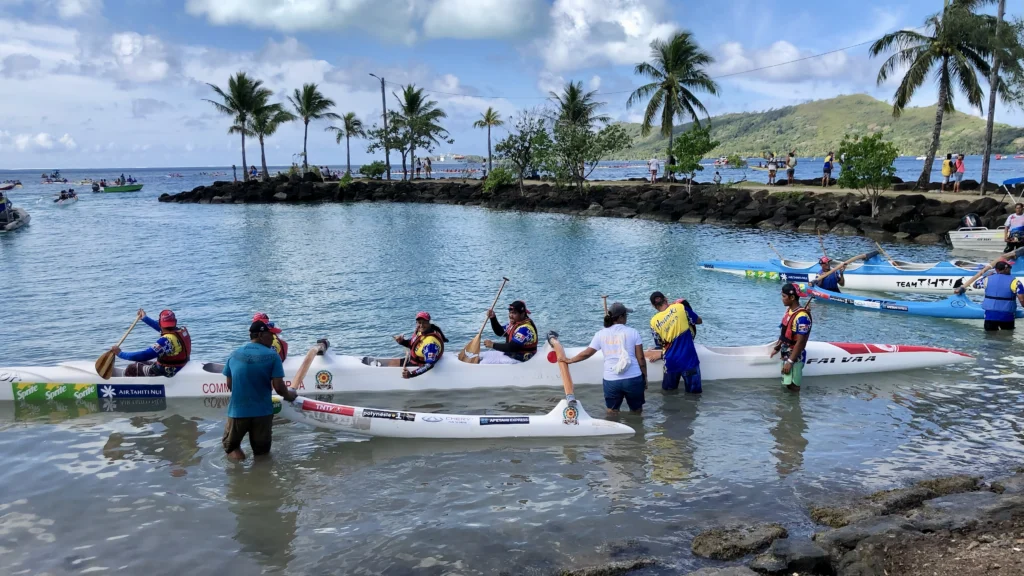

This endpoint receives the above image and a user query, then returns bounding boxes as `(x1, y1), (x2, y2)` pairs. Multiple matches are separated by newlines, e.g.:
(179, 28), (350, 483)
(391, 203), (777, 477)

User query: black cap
(249, 320), (271, 334)
(650, 291), (666, 306)
(608, 302), (633, 316)
(995, 261), (1010, 271)
(781, 283), (800, 296)
(509, 300), (530, 314)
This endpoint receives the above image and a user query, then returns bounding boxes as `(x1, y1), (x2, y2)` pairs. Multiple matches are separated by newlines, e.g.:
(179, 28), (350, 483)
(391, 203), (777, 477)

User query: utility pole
(369, 73), (391, 180)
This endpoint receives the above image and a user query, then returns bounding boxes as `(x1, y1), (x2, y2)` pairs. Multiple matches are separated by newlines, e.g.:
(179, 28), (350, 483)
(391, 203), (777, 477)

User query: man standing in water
(771, 283), (812, 392)
(646, 291), (701, 393)
(222, 320), (297, 460)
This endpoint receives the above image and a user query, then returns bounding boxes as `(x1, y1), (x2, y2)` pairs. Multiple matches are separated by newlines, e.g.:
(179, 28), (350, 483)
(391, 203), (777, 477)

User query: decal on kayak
(445, 416), (473, 425)
(361, 408), (415, 422)
(202, 382), (230, 395)
(102, 397), (167, 413)
(301, 399), (355, 416)
(13, 383), (97, 403)
(421, 415), (443, 423)
(895, 278), (983, 289)
(562, 404), (579, 425)
(780, 273), (810, 283)
(806, 356), (877, 364)
(479, 416), (530, 426)
(0, 371), (21, 383)
(99, 384), (165, 399)
(315, 370), (333, 391)
(745, 270), (780, 280)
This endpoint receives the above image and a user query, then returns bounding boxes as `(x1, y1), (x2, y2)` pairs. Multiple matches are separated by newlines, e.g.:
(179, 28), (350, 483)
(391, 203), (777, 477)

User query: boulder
(912, 233), (942, 244)
(758, 221), (779, 231)
(684, 568), (759, 576)
(905, 491), (1024, 532)
(897, 221), (930, 236)
(692, 524), (788, 560)
(829, 223), (860, 236)
(966, 196), (1000, 215)
(959, 179), (979, 191)
(557, 558), (656, 576)
(915, 474), (981, 496)
(813, 516), (915, 560)
(797, 218), (828, 233)
(678, 213), (705, 224)
(835, 532), (910, 576)
(607, 207), (637, 219)
(894, 232), (911, 240)
(991, 471), (1024, 494)
(583, 203), (604, 216)
(732, 209), (764, 225)
(748, 538), (831, 575)
(876, 205), (917, 231)
(921, 202), (954, 217)
(920, 216), (961, 234)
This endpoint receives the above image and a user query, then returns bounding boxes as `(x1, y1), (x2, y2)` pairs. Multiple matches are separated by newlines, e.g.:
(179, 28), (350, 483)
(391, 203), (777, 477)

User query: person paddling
(646, 291), (701, 393)
(771, 283), (812, 392)
(392, 311), (449, 378)
(252, 312), (288, 361)
(221, 320), (297, 460)
(481, 300), (538, 364)
(812, 257), (845, 292)
(562, 303), (647, 414)
(110, 308), (191, 377)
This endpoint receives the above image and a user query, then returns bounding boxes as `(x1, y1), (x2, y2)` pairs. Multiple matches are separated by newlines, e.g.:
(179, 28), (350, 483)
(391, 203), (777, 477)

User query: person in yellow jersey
(645, 291), (701, 393)
(771, 283), (812, 392)
(391, 312), (449, 378)
(941, 153), (953, 192)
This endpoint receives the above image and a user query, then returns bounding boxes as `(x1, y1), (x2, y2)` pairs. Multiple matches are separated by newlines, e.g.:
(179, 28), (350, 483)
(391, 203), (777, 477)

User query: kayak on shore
(806, 285), (1022, 320)
(279, 397), (634, 438)
(699, 254), (1009, 294)
(0, 338), (973, 401)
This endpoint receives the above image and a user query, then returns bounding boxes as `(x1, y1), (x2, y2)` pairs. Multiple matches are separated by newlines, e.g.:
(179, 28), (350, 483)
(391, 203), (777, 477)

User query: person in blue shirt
(647, 291), (701, 393)
(812, 257), (845, 293)
(975, 261), (1024, 332)
(111, 308), (191, 377)
(221, 320), (297, 460)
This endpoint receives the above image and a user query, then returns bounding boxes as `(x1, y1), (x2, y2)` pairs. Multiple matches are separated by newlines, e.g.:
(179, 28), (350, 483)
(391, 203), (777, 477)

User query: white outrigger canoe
(279, 397), (633, 438)
(0, 340), (973, 402)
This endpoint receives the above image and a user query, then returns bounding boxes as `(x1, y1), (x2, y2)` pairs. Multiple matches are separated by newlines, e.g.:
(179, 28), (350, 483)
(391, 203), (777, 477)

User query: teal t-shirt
(223, 342), (285, 418)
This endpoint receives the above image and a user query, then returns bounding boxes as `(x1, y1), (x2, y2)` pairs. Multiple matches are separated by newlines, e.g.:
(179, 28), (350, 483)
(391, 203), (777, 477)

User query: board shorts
(663, 366), (702, 393)
(768, 170), (776, 177)
(943, 175), (951, 184)
(787, 168), (795, 178)
(604, 374), (645, 411)
(123, 361), (176, 377)
(954, 172), (964, 182)
(782, 361), (804, 387)
(223, 414), (275, 455)
(823, 169), (831, 176)
(984, 319), (1015, 332)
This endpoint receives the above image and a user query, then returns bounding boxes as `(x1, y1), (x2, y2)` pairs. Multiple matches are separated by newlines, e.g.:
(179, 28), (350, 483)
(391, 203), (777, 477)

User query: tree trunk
(980, 0), (1006, 195)
(917, 62), (949, 190)
(302, 119), (309, 171)
(410, 144), (416, 180)
(260, 135), (269, 181)
(345, 134), (352, 175)
(241, 129), (248, 182)
(400, 150), (408, 180)
(667, 126), (674, 181)
(487, 125), (492, 173)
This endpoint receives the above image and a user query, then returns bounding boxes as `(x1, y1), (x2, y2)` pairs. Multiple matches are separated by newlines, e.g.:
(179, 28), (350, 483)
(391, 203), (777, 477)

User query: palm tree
(980, 0), (1024, 191)
(248, 103), (296, 181)
(394, 85), (448, 179)
(205, 72), (272, 182)
(627, 31), (720, 159)
(473, 108), (504, 173)
(870, 0), (993, 189)
(326, 112), (366, 176)
(549, 81), (609, 127)
(287, 83), (340, 172)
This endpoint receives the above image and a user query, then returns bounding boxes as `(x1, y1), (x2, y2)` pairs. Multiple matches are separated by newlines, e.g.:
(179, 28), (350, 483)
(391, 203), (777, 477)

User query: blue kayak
(805, 286), (1024, 319)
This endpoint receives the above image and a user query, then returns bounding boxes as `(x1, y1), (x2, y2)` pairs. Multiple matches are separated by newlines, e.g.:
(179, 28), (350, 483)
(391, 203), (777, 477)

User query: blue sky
(0, 0), (1020, 169)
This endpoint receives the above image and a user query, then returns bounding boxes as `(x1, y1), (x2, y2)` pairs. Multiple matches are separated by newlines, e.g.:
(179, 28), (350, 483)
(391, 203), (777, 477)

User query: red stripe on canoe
(828, 342), (972, 358)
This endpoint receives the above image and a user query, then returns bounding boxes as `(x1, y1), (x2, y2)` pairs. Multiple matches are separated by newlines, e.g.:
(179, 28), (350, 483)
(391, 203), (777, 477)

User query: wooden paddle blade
(545, 333), (574, 396)
(291, 345), (321, 390)
(458, 335), (482, 364)
(95, 350), (115, 380)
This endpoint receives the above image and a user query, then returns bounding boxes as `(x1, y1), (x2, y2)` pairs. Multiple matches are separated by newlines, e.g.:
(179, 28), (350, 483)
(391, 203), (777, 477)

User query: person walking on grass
(953, 154), (965, 194)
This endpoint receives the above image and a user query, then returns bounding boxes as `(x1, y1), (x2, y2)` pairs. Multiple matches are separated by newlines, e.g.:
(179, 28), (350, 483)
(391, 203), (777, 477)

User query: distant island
(613, 94), (1024, 159)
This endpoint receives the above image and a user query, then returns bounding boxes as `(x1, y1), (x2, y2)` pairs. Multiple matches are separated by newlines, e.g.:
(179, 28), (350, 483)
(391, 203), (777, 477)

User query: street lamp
(369, 73), (391, 181)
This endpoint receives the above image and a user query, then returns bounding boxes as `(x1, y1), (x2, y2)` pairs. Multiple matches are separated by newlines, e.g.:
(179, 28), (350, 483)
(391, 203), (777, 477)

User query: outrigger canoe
(97, 184), (143, 193)
(806, 286), (1023, 320)
(279, 397), (633, 438)
(0, 339), (973, 402)
(699, 254), (1017, 294)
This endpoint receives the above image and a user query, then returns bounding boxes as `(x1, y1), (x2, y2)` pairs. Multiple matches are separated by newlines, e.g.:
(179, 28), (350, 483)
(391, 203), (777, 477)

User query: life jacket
(982, 274), (1019, 314)
(271, 335), (288, 361)
(505, 318), (538, 361)
(778, 307), (812, 348)
(157, 326), (191, 368)
(407, 325), (447, 366)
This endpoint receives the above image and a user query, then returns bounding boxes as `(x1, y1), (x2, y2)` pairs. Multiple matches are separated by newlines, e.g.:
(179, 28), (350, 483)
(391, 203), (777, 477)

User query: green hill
(614, 94), (1024, 159)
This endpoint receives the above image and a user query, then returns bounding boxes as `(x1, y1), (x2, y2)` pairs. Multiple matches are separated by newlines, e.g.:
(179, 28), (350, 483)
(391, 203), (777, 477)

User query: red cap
(158, 309), (177, 328)
(819, 256), (832, 264)
(416, 311), (431, 321)
(252, 312), (281, 333)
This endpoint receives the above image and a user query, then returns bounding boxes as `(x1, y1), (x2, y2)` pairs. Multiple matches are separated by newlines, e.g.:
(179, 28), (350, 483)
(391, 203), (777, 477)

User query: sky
(0, 0), (1021, 169)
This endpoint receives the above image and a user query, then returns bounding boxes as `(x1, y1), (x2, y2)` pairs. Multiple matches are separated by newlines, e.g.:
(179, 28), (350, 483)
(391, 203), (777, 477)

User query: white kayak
(0, 208), (30, 232)
(279, 397), (634, 438)
(0, 340), (973, 401)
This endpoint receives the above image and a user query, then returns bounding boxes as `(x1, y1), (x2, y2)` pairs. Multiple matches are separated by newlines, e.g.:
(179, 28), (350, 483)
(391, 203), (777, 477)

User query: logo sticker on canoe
(99, 384), (165, 399)
(362, 409), (415, 422)
(562, 405), (579, 425)
(479, 416), (529, 426)
(421, 415), (443, 423)
(315, 370), (333, 391)
(13, 383), (97, 403)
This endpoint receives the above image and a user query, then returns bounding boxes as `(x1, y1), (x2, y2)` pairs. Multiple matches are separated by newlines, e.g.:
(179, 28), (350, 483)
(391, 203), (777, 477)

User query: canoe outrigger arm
(316, 339), (330, 355)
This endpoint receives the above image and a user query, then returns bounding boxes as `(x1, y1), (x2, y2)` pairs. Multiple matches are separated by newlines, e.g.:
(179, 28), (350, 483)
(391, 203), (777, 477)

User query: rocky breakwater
(159, 175), (1014, 245)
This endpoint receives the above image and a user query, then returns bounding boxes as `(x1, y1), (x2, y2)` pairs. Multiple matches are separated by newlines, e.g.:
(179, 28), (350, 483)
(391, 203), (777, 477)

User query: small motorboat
(0, 207), (30, 232)
(0, 182), (13, 191)
(97, 184), (144, 193)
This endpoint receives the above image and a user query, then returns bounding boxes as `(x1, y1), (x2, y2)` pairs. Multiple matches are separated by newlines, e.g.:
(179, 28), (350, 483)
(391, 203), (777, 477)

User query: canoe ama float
(806, 286), (1024, 320)
(0, 340), (973, 401)
(698, 254), (1015, 294)
(279, 397), (633, 438)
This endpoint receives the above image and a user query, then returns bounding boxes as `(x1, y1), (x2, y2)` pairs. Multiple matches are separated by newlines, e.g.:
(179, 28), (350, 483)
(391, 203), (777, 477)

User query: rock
(607, 207), (637, 219)
(915, 475), (981, 496)
(748, 538), (831, 575)
(678, 213), (705, 223)
(966, 196), (1000, 215)
(897, 221), (929, 235)
(836, 532), (908, 576)
(273, 192), (288, 201)
(684, 568), (759, 576)
(557, 558), (656, 576)
(921, 215), (961, 234)
(583, 203), (604, 216)
(813, 516), (915, 560)
(797, 218), (828, 233)
(830, 223), (860, 236)
(912, 233), (942, 244)
(893, 232), (911, 240)
(758, 221), (779, 230)
(692, 524), (788, 560)
(990, 472), (1024, 494)
(906, 491), (1024, 532)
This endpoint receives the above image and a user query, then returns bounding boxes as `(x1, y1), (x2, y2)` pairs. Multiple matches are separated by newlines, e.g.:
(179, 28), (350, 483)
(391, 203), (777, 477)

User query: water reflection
(770, 393), (808, 477)
(225, 461), (299, 572)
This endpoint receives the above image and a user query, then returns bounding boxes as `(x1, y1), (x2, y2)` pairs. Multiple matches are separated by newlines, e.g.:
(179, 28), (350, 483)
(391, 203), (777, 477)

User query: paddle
(458, 277), (510, 363)
(817, 231), (829, 261)
(874, 242), (897, 266)
(289, 341), (328, 391)
(809, 251), (879, 293)
(547, 332), (576, 402)
(95, 314), (143, 379)
(953, 246), (1024, 293)
(601, 295), (609, 315)
(767, 242), (785, 260)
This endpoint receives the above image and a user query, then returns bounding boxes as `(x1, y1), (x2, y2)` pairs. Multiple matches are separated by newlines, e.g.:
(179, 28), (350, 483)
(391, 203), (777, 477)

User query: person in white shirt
(561, 303), (648, 414)
(649, 158), (659, 184)
(1005, 203), (1024, 250)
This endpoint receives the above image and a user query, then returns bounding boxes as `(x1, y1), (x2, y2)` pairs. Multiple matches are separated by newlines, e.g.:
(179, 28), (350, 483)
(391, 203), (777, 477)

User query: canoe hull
(1, 208), (30, 232)
(807, 287), (1023, 319)
(280, 397), (634, 438)
(97, 184), (143, 193)
(0, 341), (973, 401)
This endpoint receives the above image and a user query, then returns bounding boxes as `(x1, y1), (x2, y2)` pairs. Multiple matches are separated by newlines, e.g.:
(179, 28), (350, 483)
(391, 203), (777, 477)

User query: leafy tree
(546, 120), (633, 196)
(870, 0), (993, 189)
(483, 166), (516, 194)
(205, 72), (272, 182)
(668, 127), (720, 192)
(248, 103), (296, 181)
(494, 110), (552, 194)
(627, 30), (719, 160)
(473, 107), (504, 173)
(360, 160), (387, 179)
(366, 112), (410, 177)
(326, 112), (366, 176)
(394, 85), (449, 179)
(725, 153), (747, 168)
(549, 81), (610, 128)
(287, 83), (340, 172)
(837, 132), (899, 218)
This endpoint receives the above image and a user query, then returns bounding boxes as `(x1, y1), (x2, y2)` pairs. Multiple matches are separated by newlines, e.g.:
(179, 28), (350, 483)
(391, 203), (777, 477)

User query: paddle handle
(601, 296), (608, 315)
(473, 277), (510, 339)
(768, 242), (785, 260)
(290, 342), (325, 390)
(874, 242), (896, 265)
(813, 251), (879, 285)
(817, 231), (828, 260)
(546, 333), (575, 397)
(115, 315), (142, 348)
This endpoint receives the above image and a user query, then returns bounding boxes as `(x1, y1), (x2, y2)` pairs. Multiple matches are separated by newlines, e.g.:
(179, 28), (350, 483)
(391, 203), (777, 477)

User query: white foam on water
(105, 534), (129, 541)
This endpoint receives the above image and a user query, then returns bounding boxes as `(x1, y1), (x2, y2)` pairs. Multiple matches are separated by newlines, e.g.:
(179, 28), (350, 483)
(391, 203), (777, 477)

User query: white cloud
(539, 0), (677, 73)
(714, 40), (851, 83)
(55, 0), (102, 19)
(423, 0), (543, 40)
(588, 75), (601, 91)
(59, 133), (76, 150)
(12, 132), (55, 151)
(110, 32), (170, 83)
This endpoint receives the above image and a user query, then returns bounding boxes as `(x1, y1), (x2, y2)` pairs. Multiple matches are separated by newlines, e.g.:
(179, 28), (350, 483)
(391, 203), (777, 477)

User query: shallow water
(2, 192), (1024, 574)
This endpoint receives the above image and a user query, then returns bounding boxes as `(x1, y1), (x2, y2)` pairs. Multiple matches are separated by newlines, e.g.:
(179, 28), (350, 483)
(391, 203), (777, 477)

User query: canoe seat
(202, 362), (225, 373)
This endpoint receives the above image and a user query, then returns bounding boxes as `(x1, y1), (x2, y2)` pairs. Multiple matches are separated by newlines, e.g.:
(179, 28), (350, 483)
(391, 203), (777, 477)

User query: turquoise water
(2, 192), (1024, 574)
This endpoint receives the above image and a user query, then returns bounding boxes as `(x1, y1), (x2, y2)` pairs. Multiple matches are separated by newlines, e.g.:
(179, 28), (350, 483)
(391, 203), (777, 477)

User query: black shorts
(123, 362), (175, 377)
(984, 319), (1015, 332)
(223, 415), (275, 455)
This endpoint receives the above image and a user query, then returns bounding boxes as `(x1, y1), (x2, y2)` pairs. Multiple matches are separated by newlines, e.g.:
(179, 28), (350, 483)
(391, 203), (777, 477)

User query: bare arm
(635, 344), (647, 384)
(272, 377), (297, 401)
(566, 347), (598, 364)
(789, 334), (809, 365)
